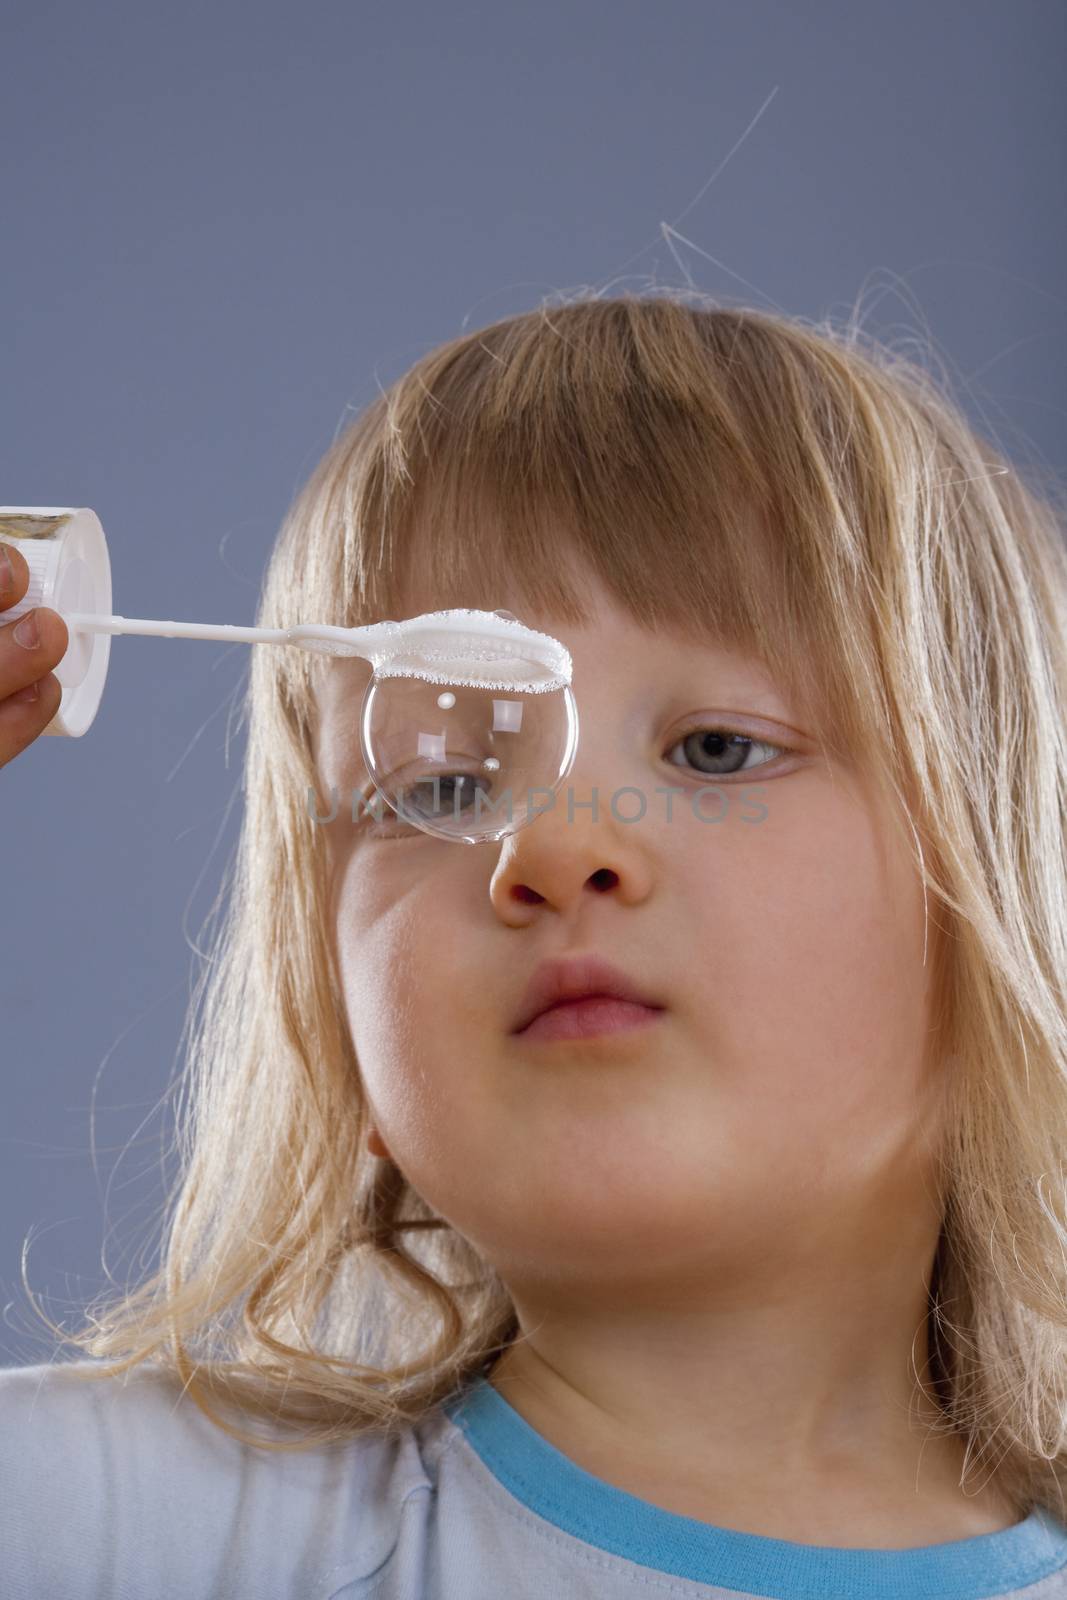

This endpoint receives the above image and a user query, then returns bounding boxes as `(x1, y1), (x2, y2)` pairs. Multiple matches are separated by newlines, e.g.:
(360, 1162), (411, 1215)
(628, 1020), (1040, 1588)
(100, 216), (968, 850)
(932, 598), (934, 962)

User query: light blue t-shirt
(3, 1357), (1067, 1599)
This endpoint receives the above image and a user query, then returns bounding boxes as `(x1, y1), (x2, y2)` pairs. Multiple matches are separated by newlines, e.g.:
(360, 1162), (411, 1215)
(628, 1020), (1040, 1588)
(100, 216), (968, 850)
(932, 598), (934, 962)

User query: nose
(488, 765), (656, 918)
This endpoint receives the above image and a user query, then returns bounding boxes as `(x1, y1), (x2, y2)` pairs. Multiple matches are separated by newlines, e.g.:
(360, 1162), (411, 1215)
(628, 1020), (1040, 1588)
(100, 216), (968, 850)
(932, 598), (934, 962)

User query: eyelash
(358, 721), (791, 837)
(664, 721), (790, 781)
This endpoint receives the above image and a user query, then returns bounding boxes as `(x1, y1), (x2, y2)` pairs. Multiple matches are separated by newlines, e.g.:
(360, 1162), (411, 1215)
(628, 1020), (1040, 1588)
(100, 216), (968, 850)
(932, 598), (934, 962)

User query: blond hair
(21, 292), (1067, 1516)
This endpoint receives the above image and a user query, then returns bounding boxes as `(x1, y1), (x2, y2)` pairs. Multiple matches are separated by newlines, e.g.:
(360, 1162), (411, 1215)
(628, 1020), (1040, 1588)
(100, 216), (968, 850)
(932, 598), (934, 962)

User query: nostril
(511, 884), (544, 905)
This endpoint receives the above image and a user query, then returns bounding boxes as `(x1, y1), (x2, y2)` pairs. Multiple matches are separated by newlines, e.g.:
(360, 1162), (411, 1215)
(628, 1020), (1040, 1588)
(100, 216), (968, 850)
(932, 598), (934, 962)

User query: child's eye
(355, 723), (790, 839)
(664, 722), (788, 780)
(354, 776), (481, 838)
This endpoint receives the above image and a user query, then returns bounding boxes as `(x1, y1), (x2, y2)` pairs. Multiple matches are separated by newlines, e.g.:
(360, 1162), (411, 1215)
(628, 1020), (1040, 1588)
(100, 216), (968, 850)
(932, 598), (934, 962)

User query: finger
(0, 605), (70, 699)
(0, 541), (29, 614)
(0, 670), (63, 768)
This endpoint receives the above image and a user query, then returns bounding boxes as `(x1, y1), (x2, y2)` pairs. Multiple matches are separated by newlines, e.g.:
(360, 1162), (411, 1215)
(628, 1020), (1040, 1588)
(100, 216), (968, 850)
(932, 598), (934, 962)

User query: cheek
(330, 849), (467, 1165)
(683, 795), (931, 1131)
(332, 858), (419, 1066)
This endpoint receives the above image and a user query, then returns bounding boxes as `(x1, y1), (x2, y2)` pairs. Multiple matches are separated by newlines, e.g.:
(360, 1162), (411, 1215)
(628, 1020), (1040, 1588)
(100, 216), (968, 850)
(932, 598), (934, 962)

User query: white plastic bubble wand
(0, 506), (578, 842)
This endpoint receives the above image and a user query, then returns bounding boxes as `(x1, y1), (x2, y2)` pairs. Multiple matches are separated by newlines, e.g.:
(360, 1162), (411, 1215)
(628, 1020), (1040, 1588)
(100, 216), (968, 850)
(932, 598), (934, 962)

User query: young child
(3, 292), (1067, 1599)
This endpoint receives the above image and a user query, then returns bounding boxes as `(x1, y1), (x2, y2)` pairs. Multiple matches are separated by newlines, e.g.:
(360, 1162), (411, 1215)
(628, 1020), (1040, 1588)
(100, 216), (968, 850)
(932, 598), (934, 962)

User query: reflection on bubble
(360, 674), (579, 842)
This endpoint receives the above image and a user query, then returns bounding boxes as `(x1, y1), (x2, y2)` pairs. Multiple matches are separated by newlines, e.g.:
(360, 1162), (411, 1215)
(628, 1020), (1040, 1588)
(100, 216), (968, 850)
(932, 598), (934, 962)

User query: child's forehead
(392, 573), (791, 710)
(397, 567), (684, 650)
(398, 576), (767, 662)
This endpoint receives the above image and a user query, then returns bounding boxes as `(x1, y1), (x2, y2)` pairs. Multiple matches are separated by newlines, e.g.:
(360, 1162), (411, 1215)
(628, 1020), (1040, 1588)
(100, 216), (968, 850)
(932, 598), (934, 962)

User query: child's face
(314, 572), (946, 1295)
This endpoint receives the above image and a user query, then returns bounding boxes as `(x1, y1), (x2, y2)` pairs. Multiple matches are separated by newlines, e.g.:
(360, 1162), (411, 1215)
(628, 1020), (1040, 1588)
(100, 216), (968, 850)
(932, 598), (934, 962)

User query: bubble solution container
(0, 506), (111, 737)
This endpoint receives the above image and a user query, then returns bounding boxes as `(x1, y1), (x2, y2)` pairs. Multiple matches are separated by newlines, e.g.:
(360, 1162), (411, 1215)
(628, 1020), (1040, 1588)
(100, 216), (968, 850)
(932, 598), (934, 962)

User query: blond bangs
(277, 300), (930, 785)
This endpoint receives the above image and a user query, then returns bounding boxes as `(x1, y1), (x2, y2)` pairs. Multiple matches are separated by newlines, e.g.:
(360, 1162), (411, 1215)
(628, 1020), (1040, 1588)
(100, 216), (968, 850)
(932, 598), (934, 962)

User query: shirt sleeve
(0, 1357), (414, 1600)
(0, 1360), (126, 1599)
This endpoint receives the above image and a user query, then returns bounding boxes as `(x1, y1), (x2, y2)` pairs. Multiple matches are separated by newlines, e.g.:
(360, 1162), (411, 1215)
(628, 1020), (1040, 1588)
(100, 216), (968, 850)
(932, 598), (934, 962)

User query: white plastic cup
(0, 506), (112, 737)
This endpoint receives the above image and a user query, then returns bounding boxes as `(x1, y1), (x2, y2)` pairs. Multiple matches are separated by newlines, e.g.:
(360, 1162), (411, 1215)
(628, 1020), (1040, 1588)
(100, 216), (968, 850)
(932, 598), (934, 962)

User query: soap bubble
(360, 674), (578, 842)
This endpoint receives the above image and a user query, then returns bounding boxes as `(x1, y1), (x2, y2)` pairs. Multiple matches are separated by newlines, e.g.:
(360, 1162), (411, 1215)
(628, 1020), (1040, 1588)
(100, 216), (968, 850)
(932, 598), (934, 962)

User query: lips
(510, 954), (666, 1035)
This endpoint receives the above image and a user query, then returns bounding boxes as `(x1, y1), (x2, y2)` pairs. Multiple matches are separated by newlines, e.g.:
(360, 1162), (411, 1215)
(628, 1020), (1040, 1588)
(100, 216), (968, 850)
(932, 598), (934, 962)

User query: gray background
(1, 0), (1064, 1364)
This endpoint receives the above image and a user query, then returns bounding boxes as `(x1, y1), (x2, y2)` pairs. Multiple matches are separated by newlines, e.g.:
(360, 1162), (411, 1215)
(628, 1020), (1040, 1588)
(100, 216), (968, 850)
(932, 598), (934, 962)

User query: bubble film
(359, 674), (579, 842)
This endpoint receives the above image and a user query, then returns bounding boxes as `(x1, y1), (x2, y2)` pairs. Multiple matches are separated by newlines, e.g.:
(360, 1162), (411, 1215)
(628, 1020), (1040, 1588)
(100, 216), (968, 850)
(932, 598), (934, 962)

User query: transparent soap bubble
(359, 673), (579, 843)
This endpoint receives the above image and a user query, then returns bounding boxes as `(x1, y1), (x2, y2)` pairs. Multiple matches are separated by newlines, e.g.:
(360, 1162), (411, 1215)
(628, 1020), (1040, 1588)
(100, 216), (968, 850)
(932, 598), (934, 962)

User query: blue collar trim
(443, 1376), (1067, 1599)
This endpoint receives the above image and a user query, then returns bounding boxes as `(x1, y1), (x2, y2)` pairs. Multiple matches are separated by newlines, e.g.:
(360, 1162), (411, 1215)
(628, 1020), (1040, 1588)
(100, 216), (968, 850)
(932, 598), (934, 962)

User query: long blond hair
(21, 292), (1067, 1515)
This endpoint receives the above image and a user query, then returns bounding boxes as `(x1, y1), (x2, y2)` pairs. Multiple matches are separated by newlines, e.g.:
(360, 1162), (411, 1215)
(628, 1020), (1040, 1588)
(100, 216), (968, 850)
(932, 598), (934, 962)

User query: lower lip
(516, 997), (665, 1042)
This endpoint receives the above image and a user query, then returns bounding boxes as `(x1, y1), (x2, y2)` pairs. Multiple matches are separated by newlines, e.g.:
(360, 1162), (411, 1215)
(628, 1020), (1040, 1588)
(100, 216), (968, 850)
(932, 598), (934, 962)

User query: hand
(0, 541), (69, 768)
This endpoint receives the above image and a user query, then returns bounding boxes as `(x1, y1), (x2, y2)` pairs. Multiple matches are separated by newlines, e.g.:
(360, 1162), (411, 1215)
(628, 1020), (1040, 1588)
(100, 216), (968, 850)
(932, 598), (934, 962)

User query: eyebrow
(620, 674), (797, 725)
